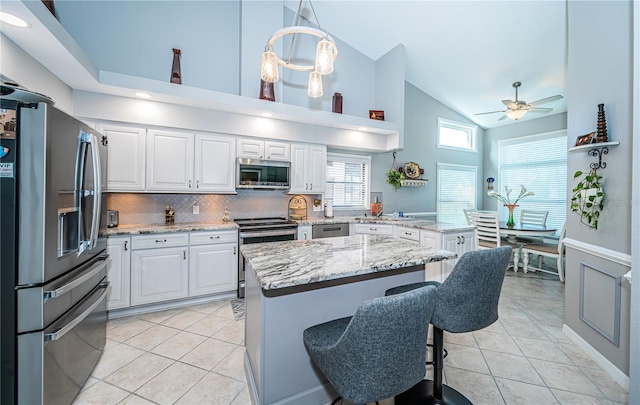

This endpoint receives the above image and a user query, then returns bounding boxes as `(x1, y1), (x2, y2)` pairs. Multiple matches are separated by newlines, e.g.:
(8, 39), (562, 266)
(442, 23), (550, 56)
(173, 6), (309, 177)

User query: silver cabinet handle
(305, 183), (309, 190)
(310, 183), (313, 190)
(196, 180), (200, 188)
(124, 241), (128, 251)
(188, 180), (192, 188)
(456, 236), (461, 244)
(233, 246), (236, 255)
(461, 235), (465, 244)
(210, 235), (220, 239)
(183, 250), (186, 260)
(155, 239), (167, 243)
(370, 228), (377, 231)
(44, 283), (109, 342)
(44, 256), (108, 299)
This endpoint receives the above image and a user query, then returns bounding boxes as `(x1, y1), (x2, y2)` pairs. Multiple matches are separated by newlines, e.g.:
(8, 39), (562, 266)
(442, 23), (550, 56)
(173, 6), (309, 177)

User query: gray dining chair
(303, 285), (437, 405)
(386, 247), (513, 405)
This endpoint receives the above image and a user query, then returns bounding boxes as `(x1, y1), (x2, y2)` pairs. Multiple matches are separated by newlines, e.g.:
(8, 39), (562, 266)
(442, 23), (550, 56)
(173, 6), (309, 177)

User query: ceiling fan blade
(502, 100), (517, 109)
(528, 107), (553, 113)
(498, 115), (509, 121)
(475, 109), (508, 116)
(529, 95), (564, 106)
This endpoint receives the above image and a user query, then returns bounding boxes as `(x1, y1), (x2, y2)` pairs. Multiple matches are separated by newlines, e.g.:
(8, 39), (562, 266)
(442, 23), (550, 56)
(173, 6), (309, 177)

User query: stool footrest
(395, 380), (473, 405)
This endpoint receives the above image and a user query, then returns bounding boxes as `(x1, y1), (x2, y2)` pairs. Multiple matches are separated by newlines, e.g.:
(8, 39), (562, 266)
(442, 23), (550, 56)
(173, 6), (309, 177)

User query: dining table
(499, 222), (557, 243)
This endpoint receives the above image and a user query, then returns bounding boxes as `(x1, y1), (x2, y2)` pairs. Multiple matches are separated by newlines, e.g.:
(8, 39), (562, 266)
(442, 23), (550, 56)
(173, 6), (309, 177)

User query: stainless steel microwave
(236, 158), (290, 189)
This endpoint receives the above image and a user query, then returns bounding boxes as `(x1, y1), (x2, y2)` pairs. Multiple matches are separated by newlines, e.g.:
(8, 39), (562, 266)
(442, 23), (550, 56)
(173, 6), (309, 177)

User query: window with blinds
(497, 131), (567, 235)
(325, 153), (371, 209)
(436, 163), (477, 225)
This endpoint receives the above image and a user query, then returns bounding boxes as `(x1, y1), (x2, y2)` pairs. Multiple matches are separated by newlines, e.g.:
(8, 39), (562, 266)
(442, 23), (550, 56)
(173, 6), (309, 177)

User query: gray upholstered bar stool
(303, 285), (438, 405)
(386, 247), (513, 405)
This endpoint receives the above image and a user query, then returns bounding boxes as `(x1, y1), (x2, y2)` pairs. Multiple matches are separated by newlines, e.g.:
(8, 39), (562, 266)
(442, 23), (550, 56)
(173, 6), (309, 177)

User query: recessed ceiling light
(134, 92), (152, 99)
(0, 12), (29, 28)
(261, 112), (273, 117)
(358, 127), (367, 131)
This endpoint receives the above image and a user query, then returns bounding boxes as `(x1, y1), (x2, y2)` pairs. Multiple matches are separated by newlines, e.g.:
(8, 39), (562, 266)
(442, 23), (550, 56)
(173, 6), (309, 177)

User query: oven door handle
(44, 282), (109, 342)
(240, 230), (297, 239)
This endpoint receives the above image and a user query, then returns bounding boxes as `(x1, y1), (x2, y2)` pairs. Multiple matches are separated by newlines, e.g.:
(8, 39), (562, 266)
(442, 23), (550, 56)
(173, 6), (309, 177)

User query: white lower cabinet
(189, 231), (238, 297)
(130, 233), (190, 306)
(298, 225), (312, 240)
(441, 231), (475, 280)
(106, 236), (131, 310)
(353, 223), (393, 235)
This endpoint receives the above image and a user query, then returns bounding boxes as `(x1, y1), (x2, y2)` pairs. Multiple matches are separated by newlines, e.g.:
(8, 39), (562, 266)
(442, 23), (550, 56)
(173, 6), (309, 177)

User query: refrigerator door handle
(77, 131), (103, 253)
(43, 255), (108, 300)
(43, 282), (109, 342)
(88, 132), (102, 249)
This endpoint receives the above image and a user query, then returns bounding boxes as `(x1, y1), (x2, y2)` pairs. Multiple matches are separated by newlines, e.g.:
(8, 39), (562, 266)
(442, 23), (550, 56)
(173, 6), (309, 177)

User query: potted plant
(386, 169), (404, 191)
(570, 169), (605, 230)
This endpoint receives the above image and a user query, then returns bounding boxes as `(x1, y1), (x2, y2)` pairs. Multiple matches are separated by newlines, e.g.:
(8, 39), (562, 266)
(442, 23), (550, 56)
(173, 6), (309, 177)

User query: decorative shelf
(568, 141), (619, 169)
(401, 179), (428, 187)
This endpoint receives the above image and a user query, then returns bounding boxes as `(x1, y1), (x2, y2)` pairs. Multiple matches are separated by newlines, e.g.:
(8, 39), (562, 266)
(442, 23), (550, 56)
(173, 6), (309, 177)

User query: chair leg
(512, 250), (519, 272)
(395, 327), (473, 405)
(523, 252), (529, 273)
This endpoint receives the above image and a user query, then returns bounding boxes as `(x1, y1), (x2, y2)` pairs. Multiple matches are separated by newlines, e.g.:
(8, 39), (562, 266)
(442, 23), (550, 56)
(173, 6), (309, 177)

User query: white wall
(0, 33), (73, 113)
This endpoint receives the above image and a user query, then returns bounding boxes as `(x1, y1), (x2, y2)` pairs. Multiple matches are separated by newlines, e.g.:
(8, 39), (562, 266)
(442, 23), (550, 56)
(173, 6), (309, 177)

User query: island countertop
(241, 234), (457, 291)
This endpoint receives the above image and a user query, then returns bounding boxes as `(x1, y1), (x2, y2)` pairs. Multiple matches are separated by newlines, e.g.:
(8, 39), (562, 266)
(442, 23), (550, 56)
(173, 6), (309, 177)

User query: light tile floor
(74, 270), (629, 405)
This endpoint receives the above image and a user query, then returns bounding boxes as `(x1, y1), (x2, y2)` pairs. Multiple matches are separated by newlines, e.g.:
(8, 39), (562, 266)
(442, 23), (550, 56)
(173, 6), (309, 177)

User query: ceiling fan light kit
(259, 0), (338, 98)
(476, 81), (563, 121)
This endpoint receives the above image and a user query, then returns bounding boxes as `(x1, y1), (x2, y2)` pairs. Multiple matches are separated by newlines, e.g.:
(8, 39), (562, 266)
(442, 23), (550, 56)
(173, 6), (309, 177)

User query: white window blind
(437, 118), (477, 152)
(437, 163), (477, 225)
(325, 153), (371, 209)
(497, 131), (567, 235)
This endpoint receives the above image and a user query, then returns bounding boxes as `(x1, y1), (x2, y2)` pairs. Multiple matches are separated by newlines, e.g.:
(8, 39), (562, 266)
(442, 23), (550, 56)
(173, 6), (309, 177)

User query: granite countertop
(107, 221), (238, 235)
(241, 234), (457, 290)
(296, 216), (473, 233)
(107, 217), (472, 236)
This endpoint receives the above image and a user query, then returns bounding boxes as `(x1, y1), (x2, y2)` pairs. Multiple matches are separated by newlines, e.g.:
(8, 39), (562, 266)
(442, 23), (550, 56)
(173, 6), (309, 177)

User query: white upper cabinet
(265, 141), (290, 160)
(290, 143), (326, 194)
(146, 130), (235, 193)
(237, 138), (290, 160)
(146, 129), (194, 191)
(97, 124), (146, 191)
(194, 134), (236, 192)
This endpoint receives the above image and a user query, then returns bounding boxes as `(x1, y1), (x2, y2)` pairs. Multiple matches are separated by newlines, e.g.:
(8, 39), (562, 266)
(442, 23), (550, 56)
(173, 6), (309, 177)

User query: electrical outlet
(193, 205), (199, 214)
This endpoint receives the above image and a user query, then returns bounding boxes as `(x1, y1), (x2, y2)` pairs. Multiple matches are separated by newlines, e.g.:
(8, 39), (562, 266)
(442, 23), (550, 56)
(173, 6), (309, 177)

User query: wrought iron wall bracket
(588, 146), (609, 170)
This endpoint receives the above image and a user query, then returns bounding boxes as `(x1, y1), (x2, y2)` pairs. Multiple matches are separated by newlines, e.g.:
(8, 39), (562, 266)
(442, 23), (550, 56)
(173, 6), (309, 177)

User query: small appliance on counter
(288, 195), (307, 220)
(107, 210), (119, 228)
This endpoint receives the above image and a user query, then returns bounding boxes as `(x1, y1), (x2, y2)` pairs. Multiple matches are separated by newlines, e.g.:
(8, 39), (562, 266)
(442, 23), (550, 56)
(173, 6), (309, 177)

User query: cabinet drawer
(354, 224), (393, 235)
(189, 230), (237, 245)
(131, 233), (189, 250)
(396, 226), (420, 242)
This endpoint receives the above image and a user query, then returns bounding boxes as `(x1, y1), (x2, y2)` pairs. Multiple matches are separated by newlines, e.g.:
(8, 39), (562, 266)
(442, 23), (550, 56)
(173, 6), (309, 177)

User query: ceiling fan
(475, 81), (564, 121)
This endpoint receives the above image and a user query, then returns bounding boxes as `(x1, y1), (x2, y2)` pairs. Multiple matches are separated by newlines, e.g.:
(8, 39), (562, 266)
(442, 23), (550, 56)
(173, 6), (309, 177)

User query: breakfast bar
(242, 235), (456, 405)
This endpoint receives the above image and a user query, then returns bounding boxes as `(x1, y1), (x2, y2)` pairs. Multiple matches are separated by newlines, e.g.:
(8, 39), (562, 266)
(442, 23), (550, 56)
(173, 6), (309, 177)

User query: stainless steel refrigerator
(1, 91), (109, 404)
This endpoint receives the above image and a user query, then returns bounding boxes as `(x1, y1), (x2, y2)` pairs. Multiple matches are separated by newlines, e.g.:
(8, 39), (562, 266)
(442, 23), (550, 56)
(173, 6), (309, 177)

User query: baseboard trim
(562, 238), (631, 268)
(107, 292), (236, 319)
(562, 324), (629, 390)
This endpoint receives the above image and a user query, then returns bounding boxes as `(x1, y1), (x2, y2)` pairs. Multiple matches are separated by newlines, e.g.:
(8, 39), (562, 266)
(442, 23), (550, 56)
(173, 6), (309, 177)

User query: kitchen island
(242, 235), (456, 405)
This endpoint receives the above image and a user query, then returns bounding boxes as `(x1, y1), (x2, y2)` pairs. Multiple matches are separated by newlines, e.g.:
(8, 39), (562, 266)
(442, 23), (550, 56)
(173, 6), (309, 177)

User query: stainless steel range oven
(235, 217), (298, 298)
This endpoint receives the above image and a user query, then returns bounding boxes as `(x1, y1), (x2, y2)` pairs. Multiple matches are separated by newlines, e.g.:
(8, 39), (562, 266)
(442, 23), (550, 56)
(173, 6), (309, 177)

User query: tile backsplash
(108, 191), (367, 225)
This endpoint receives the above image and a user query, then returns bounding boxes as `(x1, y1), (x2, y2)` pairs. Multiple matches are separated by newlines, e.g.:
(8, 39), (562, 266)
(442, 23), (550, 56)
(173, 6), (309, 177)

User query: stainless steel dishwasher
(312, 223), (350, 239)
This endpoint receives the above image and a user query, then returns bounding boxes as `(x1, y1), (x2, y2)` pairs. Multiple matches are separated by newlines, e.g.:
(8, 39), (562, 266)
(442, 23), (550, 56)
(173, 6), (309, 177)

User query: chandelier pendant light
(260, 0), (338, 98)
